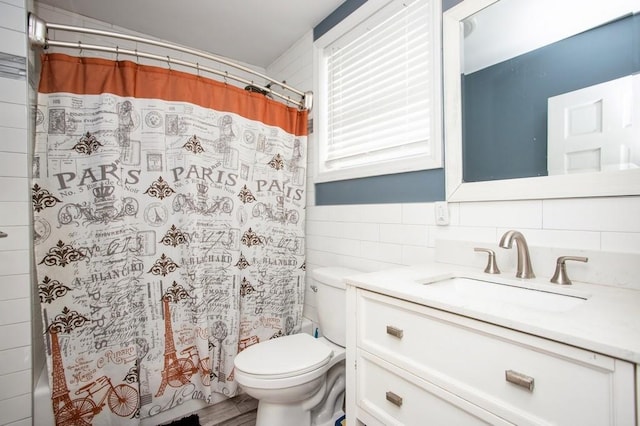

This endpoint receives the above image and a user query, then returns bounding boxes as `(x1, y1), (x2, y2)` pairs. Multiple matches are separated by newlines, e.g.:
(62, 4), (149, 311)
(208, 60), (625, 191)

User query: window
(314, 0), (442, 183)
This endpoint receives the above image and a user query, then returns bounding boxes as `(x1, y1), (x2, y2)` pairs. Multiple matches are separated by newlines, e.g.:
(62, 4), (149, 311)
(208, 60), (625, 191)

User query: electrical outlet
(435, 201), (449, 226)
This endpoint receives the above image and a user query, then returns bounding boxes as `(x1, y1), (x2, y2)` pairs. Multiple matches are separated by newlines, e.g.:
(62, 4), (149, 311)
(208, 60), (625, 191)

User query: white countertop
(345, 263), (640, 364)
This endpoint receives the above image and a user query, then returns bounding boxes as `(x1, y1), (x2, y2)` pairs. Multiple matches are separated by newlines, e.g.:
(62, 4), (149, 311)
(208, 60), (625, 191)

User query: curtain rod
(27, 13), (313, 110)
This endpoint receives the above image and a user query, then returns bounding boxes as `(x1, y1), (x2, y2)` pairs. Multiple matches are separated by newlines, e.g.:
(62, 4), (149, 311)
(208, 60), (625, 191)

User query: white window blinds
(317, 0), (441, 182)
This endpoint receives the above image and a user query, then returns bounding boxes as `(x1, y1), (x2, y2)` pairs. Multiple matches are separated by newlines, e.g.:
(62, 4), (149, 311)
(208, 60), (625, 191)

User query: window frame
(313, 0), (443, 183)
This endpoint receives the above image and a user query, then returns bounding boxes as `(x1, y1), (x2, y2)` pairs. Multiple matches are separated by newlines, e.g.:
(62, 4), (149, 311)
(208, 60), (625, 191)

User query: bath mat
(164, 414), (200, 426)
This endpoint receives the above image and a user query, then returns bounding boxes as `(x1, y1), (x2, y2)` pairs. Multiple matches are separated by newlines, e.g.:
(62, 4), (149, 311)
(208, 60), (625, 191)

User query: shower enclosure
(27, 12), (310, 425)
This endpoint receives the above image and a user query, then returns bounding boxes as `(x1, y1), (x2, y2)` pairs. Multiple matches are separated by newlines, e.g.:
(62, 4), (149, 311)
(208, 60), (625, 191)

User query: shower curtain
(33, 53), (308, 425)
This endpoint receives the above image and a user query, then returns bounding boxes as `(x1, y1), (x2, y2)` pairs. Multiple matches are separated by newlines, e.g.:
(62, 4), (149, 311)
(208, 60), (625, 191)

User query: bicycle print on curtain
(33, 53), (308, 425)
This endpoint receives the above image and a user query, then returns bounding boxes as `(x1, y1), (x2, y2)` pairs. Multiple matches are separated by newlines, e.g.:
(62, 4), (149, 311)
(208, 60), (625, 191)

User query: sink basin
(421, 277), (588, 312)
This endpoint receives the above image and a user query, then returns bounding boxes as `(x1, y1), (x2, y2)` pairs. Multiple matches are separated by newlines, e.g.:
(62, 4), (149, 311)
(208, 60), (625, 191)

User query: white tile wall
(0, 394), (30, 425)
(542, 197), (640, 233)
(0, 79), (27, 105)
(0, 346), (30, 376)
(0, 152), (27, 178)
(0, 103), (28, 129)
(0, 0), (27, 8)
(0, 203), (31, 226)
(0, 250), (30, 276)
(0, 370), (30, 401)
(267, 32), (314, 92)
(0, 274), (30, 300)
(0, 297), (31, 325)
(0, 225), (29, 251)
(0, 127), (28, 153)
(0, 3), (25, 33)
(0, 178), (29, 202)
(266, 27), (640, 324)
(0, 322), (30, 352)
(0, 26), (26, 57)
(0, 0), (32, 424)
(602, 232), (640, 253)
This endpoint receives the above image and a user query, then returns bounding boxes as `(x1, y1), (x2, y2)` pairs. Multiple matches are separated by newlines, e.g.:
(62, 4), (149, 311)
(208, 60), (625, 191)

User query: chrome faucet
(499, 230), (535, 279)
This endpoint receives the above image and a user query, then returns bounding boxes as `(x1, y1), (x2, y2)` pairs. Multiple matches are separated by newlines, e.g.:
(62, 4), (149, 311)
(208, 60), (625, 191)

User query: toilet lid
(234, 333), (333, 378)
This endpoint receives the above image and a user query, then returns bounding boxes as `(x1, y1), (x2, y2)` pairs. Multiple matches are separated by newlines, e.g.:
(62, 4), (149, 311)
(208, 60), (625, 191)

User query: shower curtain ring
(167, 56), (171, 70)
(224, 71), (228, 85)
(134, 48), (139, 63)
(196, 62), (200, 76)
(115, 46), (120, 62)
(77, 41), (83, 56)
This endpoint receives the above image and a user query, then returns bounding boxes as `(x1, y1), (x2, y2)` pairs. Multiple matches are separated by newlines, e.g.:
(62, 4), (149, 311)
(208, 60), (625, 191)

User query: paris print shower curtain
(33, 53), (307, 425)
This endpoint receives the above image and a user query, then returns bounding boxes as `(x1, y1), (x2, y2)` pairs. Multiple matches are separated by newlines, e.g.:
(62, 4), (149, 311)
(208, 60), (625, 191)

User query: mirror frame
(443, 0), (640, 202)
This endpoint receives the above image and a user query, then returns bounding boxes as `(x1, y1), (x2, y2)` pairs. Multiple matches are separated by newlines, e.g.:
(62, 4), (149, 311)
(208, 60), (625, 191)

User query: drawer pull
(385, 391), (403, 407)
(386, 325), (404, 339)
(505, 370), (535, 391)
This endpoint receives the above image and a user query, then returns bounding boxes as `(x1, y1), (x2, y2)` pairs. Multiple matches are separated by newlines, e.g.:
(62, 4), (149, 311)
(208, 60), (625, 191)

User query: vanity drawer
(357, 290), (635, 425)
(356, 350), (512, 426)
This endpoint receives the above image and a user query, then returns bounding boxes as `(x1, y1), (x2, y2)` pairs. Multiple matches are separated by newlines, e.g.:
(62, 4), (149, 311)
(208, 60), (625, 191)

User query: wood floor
(195, 394), (257, 426)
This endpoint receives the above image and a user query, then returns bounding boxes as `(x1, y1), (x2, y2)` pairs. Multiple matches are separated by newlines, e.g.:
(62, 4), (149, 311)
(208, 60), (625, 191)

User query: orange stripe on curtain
(39, 53), (308, 136)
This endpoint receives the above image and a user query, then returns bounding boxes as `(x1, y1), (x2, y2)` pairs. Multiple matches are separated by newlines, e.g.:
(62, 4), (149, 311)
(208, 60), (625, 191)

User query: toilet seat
(234, 333), (333, 379)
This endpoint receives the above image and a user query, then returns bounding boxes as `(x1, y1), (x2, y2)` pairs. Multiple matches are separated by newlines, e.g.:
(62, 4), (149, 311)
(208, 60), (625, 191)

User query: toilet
(233, 266), (358, 426)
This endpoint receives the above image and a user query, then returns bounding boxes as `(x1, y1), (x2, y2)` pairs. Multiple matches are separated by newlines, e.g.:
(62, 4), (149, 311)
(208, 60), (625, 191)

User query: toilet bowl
(233, 266), (358, 426)
(234, 334), (345, 426)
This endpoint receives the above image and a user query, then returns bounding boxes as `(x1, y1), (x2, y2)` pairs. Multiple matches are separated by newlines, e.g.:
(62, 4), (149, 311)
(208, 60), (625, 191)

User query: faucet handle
(474, 248), (501, 274)
(550, 256), (588, 285)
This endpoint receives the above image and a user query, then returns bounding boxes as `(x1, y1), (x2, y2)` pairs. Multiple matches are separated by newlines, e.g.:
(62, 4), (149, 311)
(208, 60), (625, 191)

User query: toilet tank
(311, 266), (360, 347)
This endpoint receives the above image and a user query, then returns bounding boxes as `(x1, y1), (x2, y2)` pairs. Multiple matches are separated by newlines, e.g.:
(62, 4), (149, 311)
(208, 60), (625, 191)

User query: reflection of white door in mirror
(548, 75), (639, 175)
(443, 0), (640, 202)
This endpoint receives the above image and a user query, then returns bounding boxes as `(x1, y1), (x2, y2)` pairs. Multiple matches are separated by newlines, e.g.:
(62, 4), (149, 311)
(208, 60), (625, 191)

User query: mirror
(443, 0), (640, 201)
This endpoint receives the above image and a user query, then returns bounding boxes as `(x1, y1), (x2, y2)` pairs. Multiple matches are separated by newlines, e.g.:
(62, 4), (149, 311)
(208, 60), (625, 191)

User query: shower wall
(0, 0), (35, 424)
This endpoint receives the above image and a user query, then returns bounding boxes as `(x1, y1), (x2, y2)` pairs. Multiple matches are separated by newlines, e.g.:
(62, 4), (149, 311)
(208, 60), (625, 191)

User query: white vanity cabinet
(345, 287), (636, 426)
